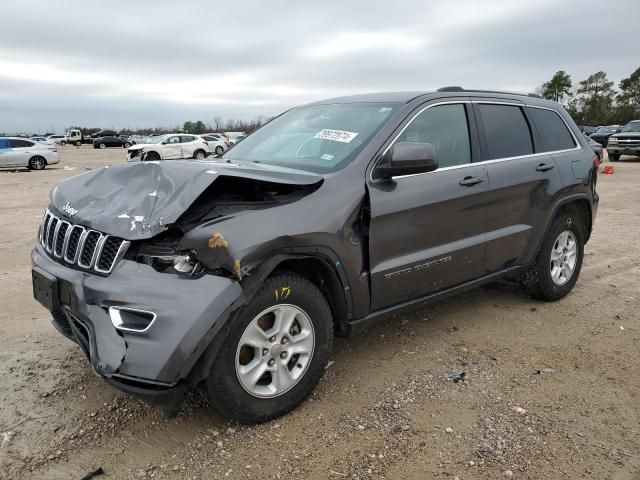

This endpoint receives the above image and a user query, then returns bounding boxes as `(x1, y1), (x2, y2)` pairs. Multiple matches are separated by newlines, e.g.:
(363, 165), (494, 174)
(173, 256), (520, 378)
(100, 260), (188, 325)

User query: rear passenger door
(474, 101), (564, 273)
(7, 139), (34, 167)
(180, 135), (198, 158)
(368, 101), (490, 311)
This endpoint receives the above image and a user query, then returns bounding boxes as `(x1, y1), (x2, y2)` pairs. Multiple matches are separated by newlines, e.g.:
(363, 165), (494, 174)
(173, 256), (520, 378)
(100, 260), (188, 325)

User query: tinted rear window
(9, 139), (34, 148)
(529, 107), (576, 152)
(478, 104), (533, 160)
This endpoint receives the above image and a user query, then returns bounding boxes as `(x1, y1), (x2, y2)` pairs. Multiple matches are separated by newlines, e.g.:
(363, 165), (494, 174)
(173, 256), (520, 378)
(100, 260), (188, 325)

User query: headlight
(136, 249), (203, 275)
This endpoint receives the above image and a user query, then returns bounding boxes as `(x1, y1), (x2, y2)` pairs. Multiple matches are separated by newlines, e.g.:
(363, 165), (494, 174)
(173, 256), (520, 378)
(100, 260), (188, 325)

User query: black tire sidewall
(215, 146), (224, 155)
(206, 273), (333, 423)
(29, 157), (45, 170)
(536, 214), (584, 300)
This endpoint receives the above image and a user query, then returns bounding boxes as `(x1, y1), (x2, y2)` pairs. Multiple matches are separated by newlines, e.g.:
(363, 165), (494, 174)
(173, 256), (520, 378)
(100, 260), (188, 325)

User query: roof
(305, 87), (546, 106)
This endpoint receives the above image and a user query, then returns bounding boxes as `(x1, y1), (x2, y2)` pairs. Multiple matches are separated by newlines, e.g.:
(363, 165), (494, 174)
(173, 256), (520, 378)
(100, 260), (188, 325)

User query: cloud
(0, 0), (638, 132)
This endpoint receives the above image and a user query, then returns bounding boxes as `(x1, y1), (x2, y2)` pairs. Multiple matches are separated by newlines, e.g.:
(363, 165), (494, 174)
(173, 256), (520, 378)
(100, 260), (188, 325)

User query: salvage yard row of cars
(32, 87), (605, 423)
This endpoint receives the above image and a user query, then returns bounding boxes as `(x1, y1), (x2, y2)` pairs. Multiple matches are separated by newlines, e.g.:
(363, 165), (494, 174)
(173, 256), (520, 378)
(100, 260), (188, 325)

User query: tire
(75, 141), (81, 147)
(193, 149), (206, 160)
(124, 142), (131, 148)
(609, 153), (620, 162)
(28, 156), (46, 170)
(60, 141), (66, 146)
(145, 151), (160, 161)
(99, 143), (106, 149)
(522, 213), (584, 301)
(215, 146), (224, 155)
(205, 272), (333, 424)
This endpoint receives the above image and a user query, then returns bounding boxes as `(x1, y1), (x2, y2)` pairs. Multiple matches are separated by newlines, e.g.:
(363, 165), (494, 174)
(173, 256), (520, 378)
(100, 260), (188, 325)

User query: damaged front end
(32, 160), (326, 411)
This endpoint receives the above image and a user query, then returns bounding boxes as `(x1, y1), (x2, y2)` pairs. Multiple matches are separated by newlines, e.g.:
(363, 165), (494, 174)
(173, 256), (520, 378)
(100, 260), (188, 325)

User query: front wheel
(522, 213), (584, 301)
(124, 142), (131, 148)
(205, 272), (333, 423)
(99, 143), (106, 149)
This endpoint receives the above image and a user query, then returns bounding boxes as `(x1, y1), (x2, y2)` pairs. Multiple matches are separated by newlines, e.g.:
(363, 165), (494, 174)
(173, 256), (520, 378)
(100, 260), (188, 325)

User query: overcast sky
(1, 0), (638, 133)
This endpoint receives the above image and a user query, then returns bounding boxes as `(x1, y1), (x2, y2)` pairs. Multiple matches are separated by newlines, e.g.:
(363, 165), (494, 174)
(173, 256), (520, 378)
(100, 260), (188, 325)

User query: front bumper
(32, 244), (242, 399)
(607, 144), (640, 156)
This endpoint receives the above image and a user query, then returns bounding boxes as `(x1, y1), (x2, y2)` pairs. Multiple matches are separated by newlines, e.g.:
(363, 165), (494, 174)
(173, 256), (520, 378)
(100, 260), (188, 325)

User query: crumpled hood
(50, 160), (322, 240)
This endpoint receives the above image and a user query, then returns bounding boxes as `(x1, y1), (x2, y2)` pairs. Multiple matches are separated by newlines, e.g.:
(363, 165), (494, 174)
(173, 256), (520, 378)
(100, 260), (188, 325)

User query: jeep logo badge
(62, 202), (78, 217)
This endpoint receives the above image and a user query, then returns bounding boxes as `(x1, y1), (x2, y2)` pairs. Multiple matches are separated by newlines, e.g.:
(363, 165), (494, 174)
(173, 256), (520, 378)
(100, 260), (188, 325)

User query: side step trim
(344, 265), (526, 337)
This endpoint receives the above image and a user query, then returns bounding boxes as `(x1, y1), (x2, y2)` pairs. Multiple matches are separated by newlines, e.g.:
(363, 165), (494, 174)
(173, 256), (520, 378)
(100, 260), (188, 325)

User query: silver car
(0, 137), (60, 170)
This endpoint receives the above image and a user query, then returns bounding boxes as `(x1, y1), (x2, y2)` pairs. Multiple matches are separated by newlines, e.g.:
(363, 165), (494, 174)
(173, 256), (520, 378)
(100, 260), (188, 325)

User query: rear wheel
(60, 141), (66, 146)
(609, 153), (620, 162)
(215, 145), (224, 155)
(193, 149), (206, 160)
(124, 142), (131, 148)
(522, 213), (584, 301)
(205, 272), (333, 423)
(28, 156), (46, 170)
(75, 141), (81, 147)
(99, 143), (106, 149)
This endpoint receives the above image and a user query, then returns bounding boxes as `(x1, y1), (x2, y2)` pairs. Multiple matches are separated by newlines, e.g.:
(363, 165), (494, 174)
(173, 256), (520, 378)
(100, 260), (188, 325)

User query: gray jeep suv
(32, 88), (599, 423)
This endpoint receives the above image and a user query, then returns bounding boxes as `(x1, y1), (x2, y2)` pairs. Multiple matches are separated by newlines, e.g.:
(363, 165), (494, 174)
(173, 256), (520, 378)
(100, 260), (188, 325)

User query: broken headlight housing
(134, 245), (204, 276)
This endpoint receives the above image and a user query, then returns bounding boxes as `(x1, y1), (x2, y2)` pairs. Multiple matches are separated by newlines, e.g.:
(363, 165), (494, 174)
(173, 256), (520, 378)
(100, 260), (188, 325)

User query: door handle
(459, 176), (484, 186)
(536, 163), (555, 172)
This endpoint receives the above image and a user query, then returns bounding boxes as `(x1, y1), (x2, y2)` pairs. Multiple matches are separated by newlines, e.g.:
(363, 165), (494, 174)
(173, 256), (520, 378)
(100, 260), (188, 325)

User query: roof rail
(437, 86), (545, 100)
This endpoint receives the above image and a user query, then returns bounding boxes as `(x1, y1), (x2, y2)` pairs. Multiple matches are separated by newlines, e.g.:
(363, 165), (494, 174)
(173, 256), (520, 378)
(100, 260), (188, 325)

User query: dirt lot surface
(1, 146), (639, 480)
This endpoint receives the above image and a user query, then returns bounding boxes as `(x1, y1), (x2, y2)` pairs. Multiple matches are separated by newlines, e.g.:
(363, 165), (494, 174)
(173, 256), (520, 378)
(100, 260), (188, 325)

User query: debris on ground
(80, 467), (105, 480)
(512, 406), (527, 416)
(1, 431), (14, 448)
(535, 368), (555, 374)
(446, 371), (466, 383)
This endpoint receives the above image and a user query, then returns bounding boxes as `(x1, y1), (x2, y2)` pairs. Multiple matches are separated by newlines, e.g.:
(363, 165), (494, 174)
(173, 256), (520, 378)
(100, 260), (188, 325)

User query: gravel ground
(0, 146), (639, 480)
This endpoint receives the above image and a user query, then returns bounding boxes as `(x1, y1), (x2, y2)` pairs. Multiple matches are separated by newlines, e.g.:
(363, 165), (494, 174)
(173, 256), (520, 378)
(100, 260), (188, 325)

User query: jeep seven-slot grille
(39, 210), (130, 274)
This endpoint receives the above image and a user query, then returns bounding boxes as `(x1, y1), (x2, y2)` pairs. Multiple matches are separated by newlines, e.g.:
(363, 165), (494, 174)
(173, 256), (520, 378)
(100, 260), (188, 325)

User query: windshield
(223, 103), (399, 173)
(595, 126), (616, 133)
(622, 122), (640, 133)
(146, 135), (168, 144)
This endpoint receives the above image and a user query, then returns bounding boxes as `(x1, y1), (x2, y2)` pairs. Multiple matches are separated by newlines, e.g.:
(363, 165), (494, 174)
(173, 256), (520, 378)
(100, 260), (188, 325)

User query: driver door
(367, 101), (489, 311)
(162, 136), (182, 159)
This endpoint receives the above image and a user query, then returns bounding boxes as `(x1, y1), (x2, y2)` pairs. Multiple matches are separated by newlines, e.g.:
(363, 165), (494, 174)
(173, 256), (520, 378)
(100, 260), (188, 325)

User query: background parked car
(607, 120), (640, 161)
(47, 135), (66, 145)
(93, 136), (131, 149)
(579, 125), (597, 136)
(199, 134), (227, 155)
(0, 137), (59, 169)
(584, 133), (603, 160)
(126, 133), (209, 161)
(30, 136), (53, 145)
(589, 125), (621, 147)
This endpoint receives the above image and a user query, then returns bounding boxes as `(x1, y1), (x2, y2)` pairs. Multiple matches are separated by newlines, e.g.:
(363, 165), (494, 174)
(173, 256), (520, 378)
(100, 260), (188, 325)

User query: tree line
(537, 67), (640, 126)
(66, 115), (272, 137)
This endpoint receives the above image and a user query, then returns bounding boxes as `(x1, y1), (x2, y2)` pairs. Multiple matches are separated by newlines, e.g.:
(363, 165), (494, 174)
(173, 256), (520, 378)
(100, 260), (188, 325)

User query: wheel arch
(185, 251), (351, 389)
(549, 195), (593, 243)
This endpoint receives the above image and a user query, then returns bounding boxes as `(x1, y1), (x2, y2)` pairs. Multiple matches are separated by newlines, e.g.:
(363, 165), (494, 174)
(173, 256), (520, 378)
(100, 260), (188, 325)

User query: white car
(199, 134), (227, 155)
(0, 137), (59, 170)
(126, 133), (210, 162)
(31, 136), (53, 145)
(47, 135), (67, 145)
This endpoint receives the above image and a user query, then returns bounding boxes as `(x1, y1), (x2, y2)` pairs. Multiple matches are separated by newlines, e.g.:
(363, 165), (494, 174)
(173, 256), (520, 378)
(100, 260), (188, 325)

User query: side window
(478, 104), (533, 160)
(528, 108), (576, 152)
(396, 104), (471, 168)
(181, 135), (196, 143)
(167, 136), (181, 144)
(9, 139), (31, 148)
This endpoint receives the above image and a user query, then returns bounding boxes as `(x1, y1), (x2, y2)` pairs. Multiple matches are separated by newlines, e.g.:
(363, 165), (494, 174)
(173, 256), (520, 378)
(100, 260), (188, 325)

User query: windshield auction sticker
(314, 129), (359, 143)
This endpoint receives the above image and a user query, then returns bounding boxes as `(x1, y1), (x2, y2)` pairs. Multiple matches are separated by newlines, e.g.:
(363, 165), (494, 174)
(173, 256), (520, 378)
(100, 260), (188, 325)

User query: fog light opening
(109, 307), (157, 334)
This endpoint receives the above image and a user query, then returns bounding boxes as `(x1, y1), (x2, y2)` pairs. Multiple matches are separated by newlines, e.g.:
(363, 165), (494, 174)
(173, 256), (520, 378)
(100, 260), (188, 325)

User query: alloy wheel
(550, 230), (577, 286)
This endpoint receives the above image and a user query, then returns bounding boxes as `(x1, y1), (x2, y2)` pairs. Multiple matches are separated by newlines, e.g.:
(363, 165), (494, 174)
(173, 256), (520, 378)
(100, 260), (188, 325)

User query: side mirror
(376, 142), (438, 179)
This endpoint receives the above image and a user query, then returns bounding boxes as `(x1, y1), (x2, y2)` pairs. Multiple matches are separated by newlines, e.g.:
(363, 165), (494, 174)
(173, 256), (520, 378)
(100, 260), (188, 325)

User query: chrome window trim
(370, 100), (583, 183)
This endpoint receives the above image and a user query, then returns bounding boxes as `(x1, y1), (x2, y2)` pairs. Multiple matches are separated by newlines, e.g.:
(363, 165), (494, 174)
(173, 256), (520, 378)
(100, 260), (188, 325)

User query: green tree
(542, 70), (572, 103)
(183, 121), (195, 133)
(193, 120), (206, 134)
(618, 67), (640, 112)
(576, 71), (615, 125)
